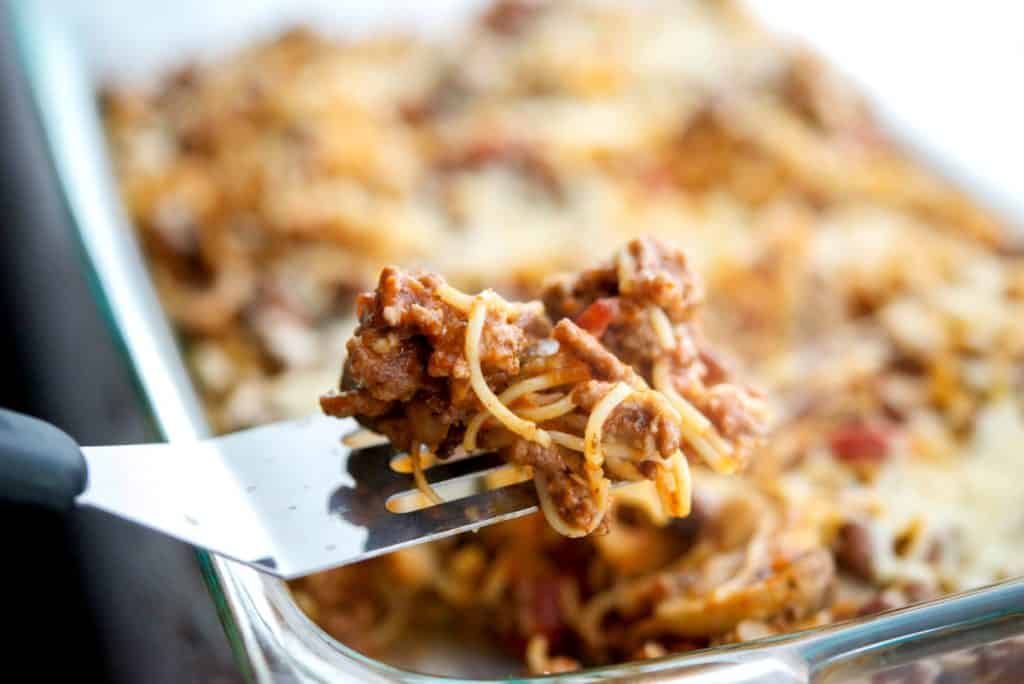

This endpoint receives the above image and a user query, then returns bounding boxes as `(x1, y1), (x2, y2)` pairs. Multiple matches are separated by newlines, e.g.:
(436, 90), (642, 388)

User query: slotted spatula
(0, 408), (544, 579)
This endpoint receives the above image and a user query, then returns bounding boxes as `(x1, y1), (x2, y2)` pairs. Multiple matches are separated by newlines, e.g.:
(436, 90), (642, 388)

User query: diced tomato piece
(574, 298), (619, 337)
(829, 424), (891, 464)
(524, 576), (565, 645)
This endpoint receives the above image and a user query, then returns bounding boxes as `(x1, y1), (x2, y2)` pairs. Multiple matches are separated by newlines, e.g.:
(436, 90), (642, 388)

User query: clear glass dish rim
(10, 2), (1024, 682)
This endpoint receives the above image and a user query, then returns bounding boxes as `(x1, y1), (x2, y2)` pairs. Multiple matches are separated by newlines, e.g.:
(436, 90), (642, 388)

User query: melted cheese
(871, 400), (1024, 589)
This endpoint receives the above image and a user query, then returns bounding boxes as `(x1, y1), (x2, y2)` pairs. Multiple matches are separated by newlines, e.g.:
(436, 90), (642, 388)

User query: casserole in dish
(12, 1), (1024, 681)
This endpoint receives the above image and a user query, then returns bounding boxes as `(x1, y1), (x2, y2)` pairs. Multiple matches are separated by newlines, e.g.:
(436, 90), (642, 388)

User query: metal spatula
(0, 408), (543, 579)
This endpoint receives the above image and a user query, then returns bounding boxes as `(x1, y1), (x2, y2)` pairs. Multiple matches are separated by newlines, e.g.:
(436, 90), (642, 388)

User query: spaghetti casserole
(103, 0), (1024, 676)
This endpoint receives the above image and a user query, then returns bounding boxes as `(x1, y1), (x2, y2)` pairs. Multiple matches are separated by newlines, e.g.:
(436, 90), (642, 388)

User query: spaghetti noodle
(411, 444), (443, 506)
(463, 368), (588, 452)
(582, 382), (634, 490)
(465, 293), (553, 449)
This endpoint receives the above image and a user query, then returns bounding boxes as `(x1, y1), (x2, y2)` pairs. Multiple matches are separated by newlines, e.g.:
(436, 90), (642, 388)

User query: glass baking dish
(11, 1), (1024, 681)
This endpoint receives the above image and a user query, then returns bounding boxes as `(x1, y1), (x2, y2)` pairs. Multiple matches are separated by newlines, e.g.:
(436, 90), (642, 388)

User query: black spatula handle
(0, 408), (87, 510)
